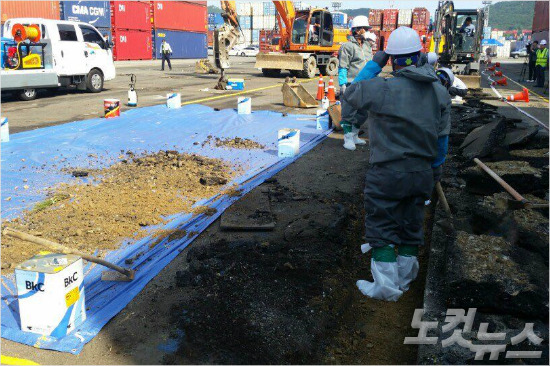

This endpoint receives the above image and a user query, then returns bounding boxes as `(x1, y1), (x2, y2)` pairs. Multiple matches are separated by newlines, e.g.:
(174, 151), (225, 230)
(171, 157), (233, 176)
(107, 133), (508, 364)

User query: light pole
(331, 2), (341, 12)
(482, 0), (492, 28)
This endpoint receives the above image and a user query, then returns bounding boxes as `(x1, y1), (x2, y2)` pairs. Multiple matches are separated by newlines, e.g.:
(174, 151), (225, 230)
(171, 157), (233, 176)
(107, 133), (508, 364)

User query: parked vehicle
(510, 48), (528, 58)
(1, 18), (116, 100)
(238, 45), (259, 57)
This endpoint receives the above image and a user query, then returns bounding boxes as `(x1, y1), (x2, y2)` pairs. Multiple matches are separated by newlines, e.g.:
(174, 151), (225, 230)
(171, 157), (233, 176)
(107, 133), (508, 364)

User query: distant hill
(487, 1), (535, 31)
(339, 8), (370, 18)
(208, 5), (222, 14)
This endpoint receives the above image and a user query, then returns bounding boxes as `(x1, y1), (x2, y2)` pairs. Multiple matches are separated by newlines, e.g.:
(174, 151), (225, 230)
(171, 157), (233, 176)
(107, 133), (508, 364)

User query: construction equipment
(430, 1), (485, 87)
(282, 76), (317, 108)
(255, 1), (348, 78)
(3, 228), (135, 281)
(213, 1), (241, 89)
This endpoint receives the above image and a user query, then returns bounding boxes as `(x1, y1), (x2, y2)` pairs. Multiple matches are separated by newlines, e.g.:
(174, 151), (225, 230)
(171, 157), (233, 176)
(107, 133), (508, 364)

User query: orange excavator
(215, 1), (349, 80)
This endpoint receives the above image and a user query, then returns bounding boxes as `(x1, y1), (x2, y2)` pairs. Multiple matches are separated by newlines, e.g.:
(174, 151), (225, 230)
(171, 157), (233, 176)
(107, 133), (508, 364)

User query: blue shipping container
(263, 2), (276, 15)
(60, 1), (111, 28)
(238, 16), (252, 29)
(332, 13), (345, 26)
(153, 29), (207, 59)
(208, 13), (224, 25)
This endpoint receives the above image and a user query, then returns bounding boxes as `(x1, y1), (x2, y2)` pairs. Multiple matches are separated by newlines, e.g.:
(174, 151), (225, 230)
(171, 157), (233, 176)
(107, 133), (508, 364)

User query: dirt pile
(1, 151), (236, 271)
(418, 99), (549, 364)
(202, 136), (266, 149)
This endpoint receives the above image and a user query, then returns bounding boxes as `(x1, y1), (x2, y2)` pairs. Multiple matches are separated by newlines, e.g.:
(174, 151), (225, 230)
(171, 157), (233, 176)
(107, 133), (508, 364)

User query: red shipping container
(368, 9), (383, 27)
(532, 1), (549, 33)
(412, 24), (429, 33)
(1, 1), (60, 23)
(207, 29), (213, 46)
(382, 9), (398, 31)
(111, 1), (150, 31)
(151, 1), (207, 33)
(112, 28), (152, 60)
(413, 7), (430, 26)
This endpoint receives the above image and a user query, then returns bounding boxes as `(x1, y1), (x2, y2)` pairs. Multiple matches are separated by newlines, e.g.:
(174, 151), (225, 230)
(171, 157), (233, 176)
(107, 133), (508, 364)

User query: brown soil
(202, 136), (266, 149)
(1, 151), (237, 272)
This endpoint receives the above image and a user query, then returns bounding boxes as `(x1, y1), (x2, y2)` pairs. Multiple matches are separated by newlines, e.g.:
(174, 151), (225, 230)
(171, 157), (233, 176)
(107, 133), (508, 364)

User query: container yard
(0, 1), (548, 365)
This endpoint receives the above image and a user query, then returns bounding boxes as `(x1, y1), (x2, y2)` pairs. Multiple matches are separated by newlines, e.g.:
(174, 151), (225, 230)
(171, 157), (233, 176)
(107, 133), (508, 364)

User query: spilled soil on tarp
(202, 136), (266, 149)
(1, 151), (237, 272)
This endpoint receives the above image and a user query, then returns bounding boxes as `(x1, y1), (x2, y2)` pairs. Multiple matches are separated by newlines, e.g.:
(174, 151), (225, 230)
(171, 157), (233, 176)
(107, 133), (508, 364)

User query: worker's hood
(395, 64), (439, 83)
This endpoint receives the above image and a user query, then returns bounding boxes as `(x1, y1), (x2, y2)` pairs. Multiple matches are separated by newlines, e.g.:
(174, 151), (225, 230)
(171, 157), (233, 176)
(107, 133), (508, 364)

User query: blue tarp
(482, 39), (504, 46)
(1, 104), (330, 354)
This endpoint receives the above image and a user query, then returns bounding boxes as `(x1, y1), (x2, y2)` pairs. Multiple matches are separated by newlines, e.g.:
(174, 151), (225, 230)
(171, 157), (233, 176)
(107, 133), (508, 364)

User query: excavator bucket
(256, 53), (304, 71)
(460, 74), (481, 89)
(282, 78), (317, 108)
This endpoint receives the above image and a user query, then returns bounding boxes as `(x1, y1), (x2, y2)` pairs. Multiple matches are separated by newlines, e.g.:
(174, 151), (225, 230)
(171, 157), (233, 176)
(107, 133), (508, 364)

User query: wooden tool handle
(473, 158), (526, 202)
(435, 182), (453, 218)
(2, 228), (134, 279)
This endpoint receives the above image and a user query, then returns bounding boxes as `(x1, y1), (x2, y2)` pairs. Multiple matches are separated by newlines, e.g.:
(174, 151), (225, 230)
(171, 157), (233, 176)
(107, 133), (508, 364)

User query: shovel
(435, 181), (454, 233)
(3, 228), (135, 281)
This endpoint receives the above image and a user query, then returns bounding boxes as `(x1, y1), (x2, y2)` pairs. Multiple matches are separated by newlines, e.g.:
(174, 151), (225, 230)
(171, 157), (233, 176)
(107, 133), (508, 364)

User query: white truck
(1, 18), (116, 100)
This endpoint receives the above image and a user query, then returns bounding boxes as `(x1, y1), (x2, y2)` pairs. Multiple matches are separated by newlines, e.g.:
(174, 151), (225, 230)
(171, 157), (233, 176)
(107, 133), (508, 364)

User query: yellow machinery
(214, 1), (349, 79)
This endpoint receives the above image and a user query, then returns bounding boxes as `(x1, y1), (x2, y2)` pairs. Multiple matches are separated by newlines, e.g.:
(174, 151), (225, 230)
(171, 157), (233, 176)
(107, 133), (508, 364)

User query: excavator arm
(213, 1), (241, 88)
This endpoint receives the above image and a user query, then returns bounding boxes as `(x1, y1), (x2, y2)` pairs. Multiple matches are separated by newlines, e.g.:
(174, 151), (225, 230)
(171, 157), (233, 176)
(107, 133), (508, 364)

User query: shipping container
(332, 12), (348, 27)
(237, 2), (252, 16)
(532, 1), (549, 33)
(111, 1), (150, 31)
(208, 13), (224, 25)
(382, 9), (398, 31)
(412, 7), (430, 27)
(238, 15), (252, 29)
(263, 2), (276, 16)
(151, 1), (207, 33)
(207, 29), (213, 46)
(368, 9), (383, 26)
(397, 9), (412, 27)
(153, 28), (206, 59)
(112, 28), (152, 60)
(1, 1), (60, 23)
(259, 29), (280, 52)
(60, 1), (110, 28)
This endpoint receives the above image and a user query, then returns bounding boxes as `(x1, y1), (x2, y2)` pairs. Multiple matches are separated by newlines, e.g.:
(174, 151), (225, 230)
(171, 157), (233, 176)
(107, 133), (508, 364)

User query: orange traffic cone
(316, 75), (325, 100)
(327, 76), (336, 102)
(493, 71), (503, 77)
(495, 62), (501, 67)
(506, 88), (529, 102)
(492, 77), (507, 86)
(487, 65), (496, 71)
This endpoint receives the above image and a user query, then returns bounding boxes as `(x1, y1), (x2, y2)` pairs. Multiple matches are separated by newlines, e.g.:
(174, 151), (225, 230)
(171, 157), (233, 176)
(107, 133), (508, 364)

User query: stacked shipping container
(368, 9), (383, 31)
(1, 1), (60, 23)
(59, 1), (111, 43)
(382, 9), (398, 31)
(111, 1), (151, 60)
(235, 2), (276, 45)
(152, 1), (207, 59)
(397, 9), (413, 27)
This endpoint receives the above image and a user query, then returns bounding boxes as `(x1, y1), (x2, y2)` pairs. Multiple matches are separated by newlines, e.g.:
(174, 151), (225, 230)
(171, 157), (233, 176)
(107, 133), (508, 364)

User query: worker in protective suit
(338, 15), (373, 150)
(341, 26), (451, 301)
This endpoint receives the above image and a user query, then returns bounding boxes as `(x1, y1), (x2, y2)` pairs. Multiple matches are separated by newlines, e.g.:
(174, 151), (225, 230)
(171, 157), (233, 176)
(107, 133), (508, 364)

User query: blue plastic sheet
(1, 104), (330, 354)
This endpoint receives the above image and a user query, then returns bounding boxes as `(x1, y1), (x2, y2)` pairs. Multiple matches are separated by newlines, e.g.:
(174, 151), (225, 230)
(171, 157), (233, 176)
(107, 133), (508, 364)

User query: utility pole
(482, 0), (492, 28)
(331, 2), (341, 12)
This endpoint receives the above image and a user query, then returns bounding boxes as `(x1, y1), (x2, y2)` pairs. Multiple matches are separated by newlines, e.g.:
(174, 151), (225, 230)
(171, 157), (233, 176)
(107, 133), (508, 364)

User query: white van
(1, 18), (116, 100)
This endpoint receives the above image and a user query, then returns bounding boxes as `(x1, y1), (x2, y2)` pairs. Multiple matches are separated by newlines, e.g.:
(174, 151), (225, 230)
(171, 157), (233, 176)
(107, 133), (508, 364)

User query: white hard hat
(385, 26), (422, 55)
(427, 52), (438, 66)
(350, 15), (370, 29)
(436, 67), (455, 88)
(365, 31), (377, 42)
(540, 39), (547, 45)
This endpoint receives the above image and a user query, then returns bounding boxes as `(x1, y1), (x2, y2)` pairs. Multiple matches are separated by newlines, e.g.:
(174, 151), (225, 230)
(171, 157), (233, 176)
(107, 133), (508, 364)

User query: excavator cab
(291, 10), (334, 47)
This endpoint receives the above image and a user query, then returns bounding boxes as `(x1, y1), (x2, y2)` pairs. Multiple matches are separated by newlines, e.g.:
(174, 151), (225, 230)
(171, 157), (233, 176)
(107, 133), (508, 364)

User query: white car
(1, 18), (116, 100)
(237, 46), (259, 57)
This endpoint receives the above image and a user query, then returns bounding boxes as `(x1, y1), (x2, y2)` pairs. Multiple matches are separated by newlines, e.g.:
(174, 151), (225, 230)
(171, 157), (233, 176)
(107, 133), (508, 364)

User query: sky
(209, 0), (497, 15)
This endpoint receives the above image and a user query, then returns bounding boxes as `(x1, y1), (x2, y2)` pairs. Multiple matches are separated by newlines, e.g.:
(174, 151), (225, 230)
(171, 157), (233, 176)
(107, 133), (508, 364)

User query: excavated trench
(418, 97), (549, 364)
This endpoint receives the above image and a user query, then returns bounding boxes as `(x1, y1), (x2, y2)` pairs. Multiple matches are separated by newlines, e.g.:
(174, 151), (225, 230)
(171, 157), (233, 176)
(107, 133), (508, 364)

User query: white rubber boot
(352, 127), (366, 145)
(396, 255), (419, 292)
(356, 259), (403, 302)
(343, 133), (356, 151)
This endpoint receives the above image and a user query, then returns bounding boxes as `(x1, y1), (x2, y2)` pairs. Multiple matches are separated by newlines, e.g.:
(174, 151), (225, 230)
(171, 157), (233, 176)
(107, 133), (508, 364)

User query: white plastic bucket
(1, 117), (9, 142)
(238, 97), (251, 114)
(316, 109), (330, 130)
(167, 93), (181, 109)
(278, 128), (300, 158)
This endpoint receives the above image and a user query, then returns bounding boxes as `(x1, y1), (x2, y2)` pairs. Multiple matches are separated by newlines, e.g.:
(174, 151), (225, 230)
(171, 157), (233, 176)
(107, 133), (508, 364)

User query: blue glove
(338, 67), (348, 86)
(352, 60), (382, 84)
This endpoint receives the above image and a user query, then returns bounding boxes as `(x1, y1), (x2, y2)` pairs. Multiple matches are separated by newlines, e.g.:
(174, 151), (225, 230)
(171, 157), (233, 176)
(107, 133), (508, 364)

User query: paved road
(1, 57), (320, 133)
